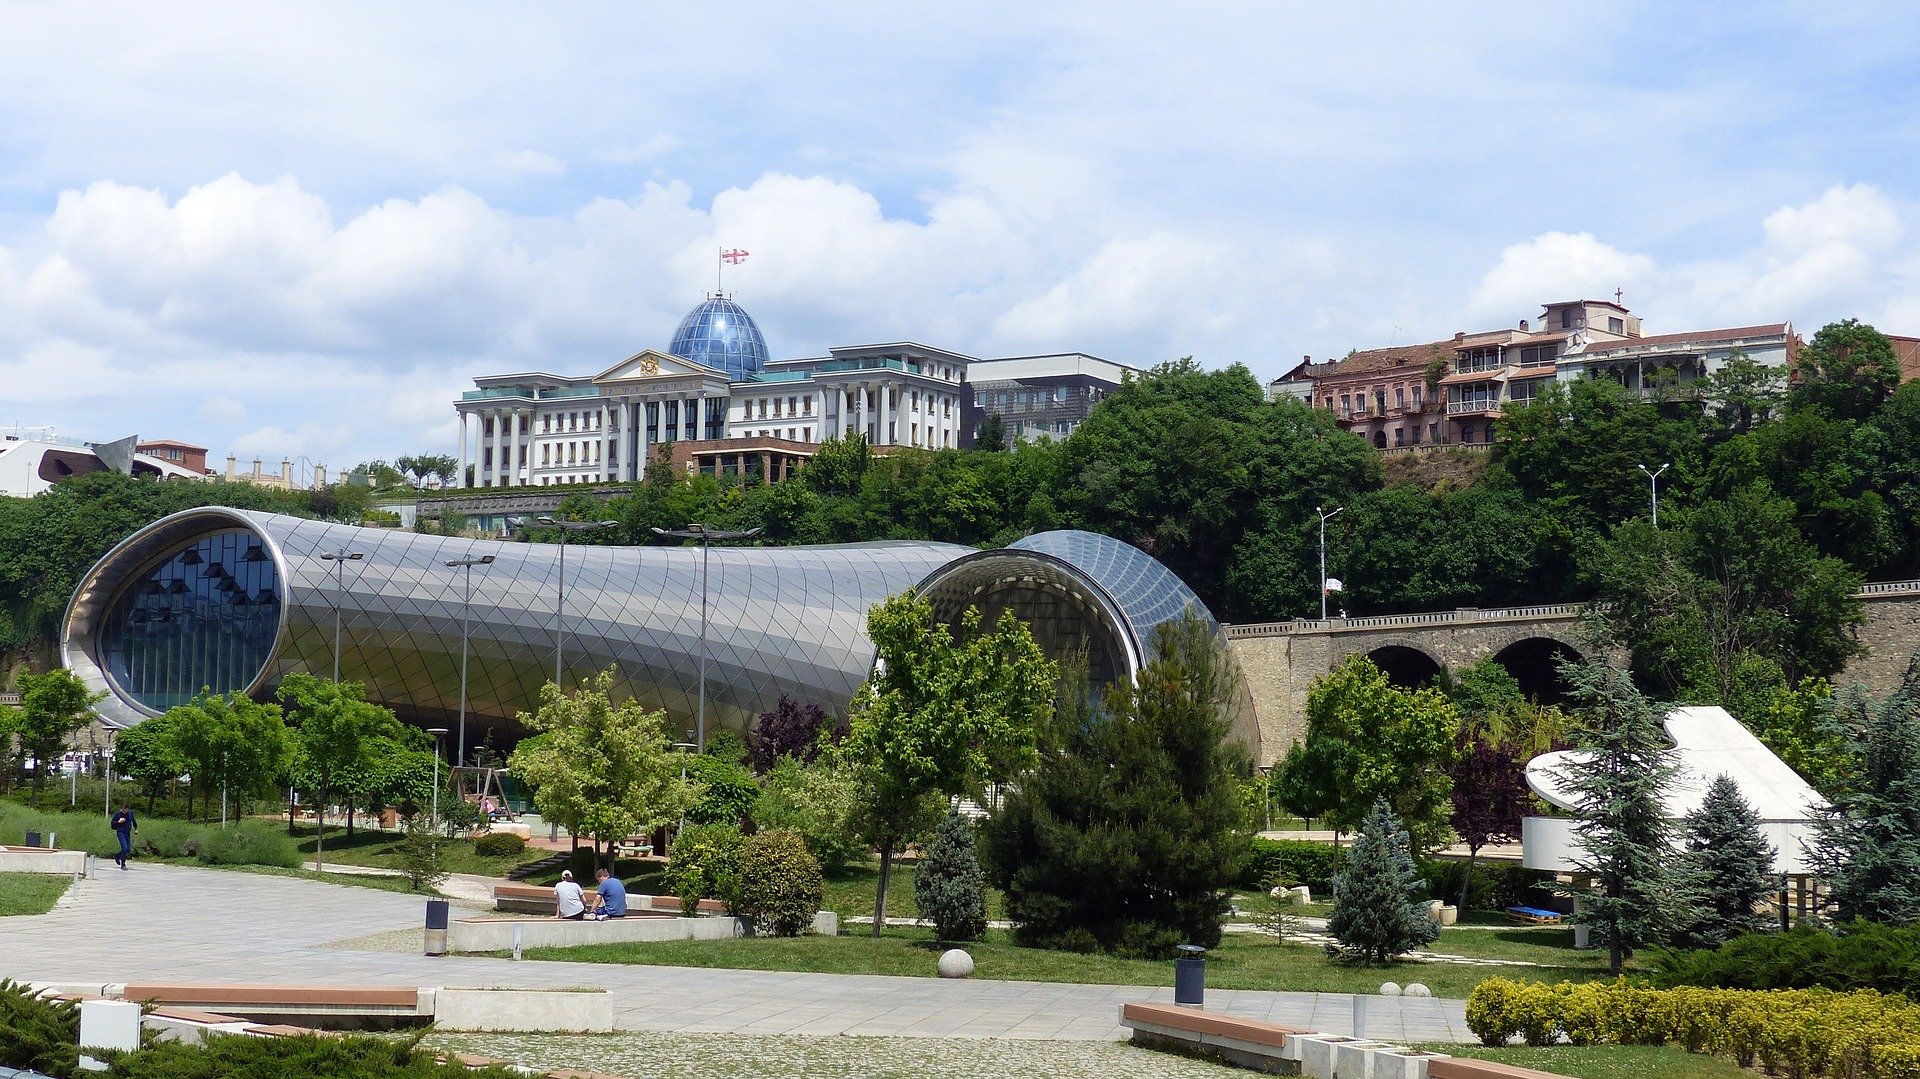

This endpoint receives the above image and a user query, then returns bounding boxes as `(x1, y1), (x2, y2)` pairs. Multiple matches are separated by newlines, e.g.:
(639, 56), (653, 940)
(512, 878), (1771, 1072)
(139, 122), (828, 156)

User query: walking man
(111, 807), (137, 870)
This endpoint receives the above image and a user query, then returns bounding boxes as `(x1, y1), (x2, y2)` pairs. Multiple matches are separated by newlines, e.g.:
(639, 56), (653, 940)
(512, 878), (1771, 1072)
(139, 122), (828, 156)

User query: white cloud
(1466, 232), (1661, 327)
(491, 150), (567, 175)
(596, 135), (681, 163)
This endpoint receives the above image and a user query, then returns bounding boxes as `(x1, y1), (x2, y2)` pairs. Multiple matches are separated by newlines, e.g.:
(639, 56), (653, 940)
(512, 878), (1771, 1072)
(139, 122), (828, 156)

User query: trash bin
(425, 899), (450, 956)
(24, 830), (40, 848)
(1174, 944), (1206, 1006)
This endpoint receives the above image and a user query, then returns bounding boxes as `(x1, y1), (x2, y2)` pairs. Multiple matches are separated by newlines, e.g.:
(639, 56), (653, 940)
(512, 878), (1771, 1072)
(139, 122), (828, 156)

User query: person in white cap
(554, 869), (587, 920)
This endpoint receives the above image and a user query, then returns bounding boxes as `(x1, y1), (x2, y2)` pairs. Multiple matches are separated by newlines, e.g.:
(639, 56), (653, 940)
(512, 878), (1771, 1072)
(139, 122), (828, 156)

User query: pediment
(594, 349), (724, 384)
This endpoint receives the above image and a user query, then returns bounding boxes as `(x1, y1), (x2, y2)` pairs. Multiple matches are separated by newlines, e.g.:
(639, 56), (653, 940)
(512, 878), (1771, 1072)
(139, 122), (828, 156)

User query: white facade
(0, 435), (202, 498)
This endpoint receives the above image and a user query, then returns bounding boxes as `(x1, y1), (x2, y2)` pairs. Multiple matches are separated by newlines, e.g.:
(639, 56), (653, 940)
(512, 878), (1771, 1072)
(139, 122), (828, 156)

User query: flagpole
(716, 246), (723, 294)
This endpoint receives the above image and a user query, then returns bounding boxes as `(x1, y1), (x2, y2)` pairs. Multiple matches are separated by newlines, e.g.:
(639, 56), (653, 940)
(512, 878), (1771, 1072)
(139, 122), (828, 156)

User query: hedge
(1466, 976), (1920, 1078)
(1240, 837), (1341, 891)
(1648, 922), (1920, 994)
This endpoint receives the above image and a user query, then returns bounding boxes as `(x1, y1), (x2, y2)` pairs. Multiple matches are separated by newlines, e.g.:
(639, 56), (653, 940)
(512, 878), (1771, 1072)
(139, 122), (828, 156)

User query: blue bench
(1505, 905), (1563, 925)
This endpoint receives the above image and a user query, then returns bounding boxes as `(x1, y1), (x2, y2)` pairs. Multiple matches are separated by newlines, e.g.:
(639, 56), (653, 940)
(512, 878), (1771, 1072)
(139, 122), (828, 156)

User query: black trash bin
(1174, 944), (1206, 1006)
(24, 831), (41, 849)
(424, 899), (450, 956)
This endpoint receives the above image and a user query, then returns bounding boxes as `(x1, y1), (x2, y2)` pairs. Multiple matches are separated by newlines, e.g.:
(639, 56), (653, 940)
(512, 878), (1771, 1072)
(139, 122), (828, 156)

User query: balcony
(1446, 399), (1502, 416)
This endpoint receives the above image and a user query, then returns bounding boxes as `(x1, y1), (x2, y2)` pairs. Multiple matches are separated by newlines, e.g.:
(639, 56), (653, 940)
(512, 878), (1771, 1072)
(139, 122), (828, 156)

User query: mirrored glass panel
(97, 528), (279, 711)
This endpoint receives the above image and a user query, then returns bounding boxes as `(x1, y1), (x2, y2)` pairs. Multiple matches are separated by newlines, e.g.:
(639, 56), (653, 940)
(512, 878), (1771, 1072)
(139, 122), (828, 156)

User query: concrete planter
(448, 910), (838, 953)
(0, 845), (88, 875)
(433, 988), (613, 1033)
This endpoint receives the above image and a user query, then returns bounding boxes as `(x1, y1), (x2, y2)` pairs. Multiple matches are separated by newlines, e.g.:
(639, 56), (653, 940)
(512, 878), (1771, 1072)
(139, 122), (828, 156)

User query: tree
(1791, 318), (1901, 421)
(1328, 798), (1440, 965)
(1674, 774), (1776, 948)
(1555, 657), (1685, 975)
(1810, 658), (1920, 924)
(279, 674), (404, 871)
(752, 756), (867, 875)
(15, 669), (102, 806)
(1703, 349), (1786, 435)
(163, 691), (291, 820)
(111, 714), (183, 813)
(843, 591), (1056, 935)
(749, 695), (836, 772)
(975, 412), (1008, 452)
(1272, 656), (1459, 848)
(1721, 659), (1855, 799)
(394, 454), (458, 490)
(1448, 738), (1528, 911)
(981, 616), (1251, 958)
(507, 669), (694, 868)
(914, 811), (987, 943)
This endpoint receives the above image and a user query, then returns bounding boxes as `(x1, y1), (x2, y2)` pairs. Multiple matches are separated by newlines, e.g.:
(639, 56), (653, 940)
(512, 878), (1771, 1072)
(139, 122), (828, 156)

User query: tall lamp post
(319, 548), (364, 680)
(1317, 505), (1343, 620)
(427, 727), (448, 832)
(444, 554), (495, 771)
(532, 516), (619, 688)
(1637, 462), (1670, 527)
(650, 523), (762, 753)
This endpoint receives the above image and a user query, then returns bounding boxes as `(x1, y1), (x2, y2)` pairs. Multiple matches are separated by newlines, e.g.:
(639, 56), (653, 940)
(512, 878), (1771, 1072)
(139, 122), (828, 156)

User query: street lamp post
(1317, 505), (1343, 620)
(650, 523), (762, 753)
(532, 517), (619, 688)
(1637, 463), (1670, 527)
(444, 555), (495, 770)
(427, 727), (449, 832)
(319, 548), (365, 680)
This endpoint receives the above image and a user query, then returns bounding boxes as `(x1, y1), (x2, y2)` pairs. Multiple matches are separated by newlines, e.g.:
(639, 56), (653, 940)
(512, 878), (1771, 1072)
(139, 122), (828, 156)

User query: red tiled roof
(1316, 340), (1455, 379)
(1577, 324), (1789, 355)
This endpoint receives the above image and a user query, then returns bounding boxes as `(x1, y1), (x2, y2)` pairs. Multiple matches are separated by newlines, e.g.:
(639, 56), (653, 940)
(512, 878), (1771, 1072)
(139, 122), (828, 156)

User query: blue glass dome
(667, 296), (770, 381)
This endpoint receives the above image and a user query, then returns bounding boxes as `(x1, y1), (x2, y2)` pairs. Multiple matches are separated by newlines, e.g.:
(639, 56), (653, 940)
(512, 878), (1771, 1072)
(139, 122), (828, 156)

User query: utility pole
(1317, 505), (1343, 620)
(531, 517), (618, 688)
(651, 523), (761, 752)
(319, 548), (364, 680)
(444, 554), (495, 770)
(1637, 463), (1670, 527)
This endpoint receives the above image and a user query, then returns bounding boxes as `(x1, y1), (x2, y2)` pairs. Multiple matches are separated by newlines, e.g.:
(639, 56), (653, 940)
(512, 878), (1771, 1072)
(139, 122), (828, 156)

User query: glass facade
(667, 296), (770, 381)
(96, 528), (280, 712)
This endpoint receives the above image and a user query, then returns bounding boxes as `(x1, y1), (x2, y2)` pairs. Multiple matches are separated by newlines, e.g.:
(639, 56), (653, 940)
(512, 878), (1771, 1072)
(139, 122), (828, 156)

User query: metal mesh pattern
(1007, 530), (1219, 643)
(96, 528), (280, 712)
(65, 508), (967, 737)
(667, 296), (770, 381)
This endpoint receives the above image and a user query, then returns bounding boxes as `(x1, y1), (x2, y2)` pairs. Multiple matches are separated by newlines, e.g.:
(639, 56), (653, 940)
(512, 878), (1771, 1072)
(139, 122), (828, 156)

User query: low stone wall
(0, 845), (89, 875)
(434, 988), (614, 1033)
(448, 909), (838, 952)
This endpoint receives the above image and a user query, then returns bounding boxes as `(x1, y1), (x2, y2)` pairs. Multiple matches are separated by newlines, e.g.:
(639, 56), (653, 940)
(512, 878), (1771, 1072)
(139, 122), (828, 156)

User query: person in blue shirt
(593, 867), (627, 919)
(110, 808), (137, 870)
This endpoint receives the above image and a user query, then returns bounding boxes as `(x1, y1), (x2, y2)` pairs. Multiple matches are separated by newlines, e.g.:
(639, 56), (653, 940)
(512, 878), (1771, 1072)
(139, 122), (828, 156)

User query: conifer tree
(1676, 773), (1776, 947)
(1811, 657), (1920, 924)
(1327, 797), (1439, 965)
(914, 810), (988, 942)
(1555, 656), (1684, 975)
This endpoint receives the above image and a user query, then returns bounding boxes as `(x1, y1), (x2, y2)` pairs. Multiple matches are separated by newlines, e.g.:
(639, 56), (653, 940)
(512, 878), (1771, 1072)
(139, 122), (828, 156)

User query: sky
(3, 2), (1920, 472)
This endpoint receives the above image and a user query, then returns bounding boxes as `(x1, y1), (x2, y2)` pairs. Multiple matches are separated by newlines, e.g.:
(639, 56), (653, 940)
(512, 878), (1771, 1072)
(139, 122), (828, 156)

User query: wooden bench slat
(1428, 1058), (1577, 1079)
(1120, 1002), (1312, 1050)
(121, 985), (420, 1008)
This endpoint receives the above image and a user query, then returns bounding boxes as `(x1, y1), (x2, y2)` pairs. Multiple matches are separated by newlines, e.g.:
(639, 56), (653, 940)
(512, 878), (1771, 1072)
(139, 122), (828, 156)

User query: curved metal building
(61, 508), (1258, 758)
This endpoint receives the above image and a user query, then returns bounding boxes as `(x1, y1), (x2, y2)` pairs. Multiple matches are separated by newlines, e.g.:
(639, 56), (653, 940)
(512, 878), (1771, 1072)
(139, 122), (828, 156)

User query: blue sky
(2, 2), (1918, 470)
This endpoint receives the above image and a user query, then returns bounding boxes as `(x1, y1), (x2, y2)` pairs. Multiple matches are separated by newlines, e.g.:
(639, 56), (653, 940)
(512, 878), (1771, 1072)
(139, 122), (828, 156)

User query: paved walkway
(0, 863), (1473, 1043)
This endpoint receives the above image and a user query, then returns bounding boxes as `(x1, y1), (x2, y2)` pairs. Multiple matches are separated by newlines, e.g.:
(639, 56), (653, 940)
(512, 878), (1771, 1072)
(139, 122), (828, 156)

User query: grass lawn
(289, 823), (550, 878)
(516, 924), (1613, 998)
(818, 860), (1006, 922)
(0, 872), (70, 916)
(1430, 1044), (1752, 1079)
(196, 862), (448, 897)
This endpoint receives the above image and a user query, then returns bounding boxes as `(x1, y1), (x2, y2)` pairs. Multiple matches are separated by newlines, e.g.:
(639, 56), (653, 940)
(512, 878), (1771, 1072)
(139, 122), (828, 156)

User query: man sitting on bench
(590, 867), (627, 919)
(554, 870), (587, 920)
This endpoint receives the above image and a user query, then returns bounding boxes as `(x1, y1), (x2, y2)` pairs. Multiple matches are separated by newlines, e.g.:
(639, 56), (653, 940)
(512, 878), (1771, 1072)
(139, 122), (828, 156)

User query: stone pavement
(0, 863), (1472, 1043)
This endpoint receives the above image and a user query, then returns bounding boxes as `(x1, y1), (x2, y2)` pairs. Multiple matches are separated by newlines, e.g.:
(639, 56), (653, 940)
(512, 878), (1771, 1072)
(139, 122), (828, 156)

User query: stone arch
(1490, 635), (1584, 704)
(1364, 642), (1444, 688)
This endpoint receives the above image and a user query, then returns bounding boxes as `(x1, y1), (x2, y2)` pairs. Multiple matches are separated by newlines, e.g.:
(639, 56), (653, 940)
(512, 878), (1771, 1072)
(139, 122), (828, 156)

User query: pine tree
(914, 810), (988, 942)
(1811, 657), (1920, 924)
(1327, 797), (1439, 965)
(1555, 656), (1684, 975)
(982, 614), (1251, 958)
(1675, 773), (1776, 947)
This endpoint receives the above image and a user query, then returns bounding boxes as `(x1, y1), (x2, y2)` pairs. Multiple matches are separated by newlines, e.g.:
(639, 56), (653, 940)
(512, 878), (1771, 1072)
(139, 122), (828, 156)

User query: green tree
(1791, 318), (1901, 421)
(507, 669), (694, 868)
(1703, 349), (1786, 435)
(914, 810), (988, 943)
(982, 616), (1250, 957)
(111, 714), (183, 813)
(279, 673), (404, 871)
(1674, 774), (1776, 948)
(1556, 657), (1685, 975)
(163, 691), (291, 821)
(1810, 658), (1920, 924)
(1327, 798), (1440, 965)
(975, 412), (1008, 452)
(394, 453), (459, 489)
(1721, 658), (1855, 799)
(843, 591), (1056, 935)
(1272, 656), (1459, 848)
(751, 757), (866, 875)
(15, 669), (102, 806)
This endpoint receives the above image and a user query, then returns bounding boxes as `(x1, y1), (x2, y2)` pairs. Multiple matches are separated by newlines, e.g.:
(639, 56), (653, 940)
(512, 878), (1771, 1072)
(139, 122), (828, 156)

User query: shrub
(472, 831), (527, 858)
(737, 829), (825, 937)
(1648, 921), (1920, 993)
(751, 757), (866, 875)
(664, 823), (746, 915)
(1241, 837), (1340, 892)
(1327, 798), (1439, 965)
(193, 824), (301, 869)
(0, 978), (79, 1076)
(99, 1030), (526, 1077)
(397, 817), (447, 891)
(913, 811), (987, 942)
(683, 755), (760, 826)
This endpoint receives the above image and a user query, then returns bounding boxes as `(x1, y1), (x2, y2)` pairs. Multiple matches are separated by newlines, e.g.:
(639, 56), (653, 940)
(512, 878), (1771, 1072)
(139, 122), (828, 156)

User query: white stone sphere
(938, 948), (975, 978)
(1405, 982), (1432, 998)
(1378, 981), (1402, 996)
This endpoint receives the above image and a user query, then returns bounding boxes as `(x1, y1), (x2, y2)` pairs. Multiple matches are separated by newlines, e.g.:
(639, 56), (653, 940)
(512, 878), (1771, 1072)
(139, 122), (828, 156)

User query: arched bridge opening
(1366, 644), (1444, 689)
(1492, 636), (1583, 705)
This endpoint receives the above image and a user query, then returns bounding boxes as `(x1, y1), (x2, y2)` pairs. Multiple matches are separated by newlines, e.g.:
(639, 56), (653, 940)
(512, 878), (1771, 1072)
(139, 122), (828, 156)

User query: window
(1412, 385), (1423, 409)
(1608, 317), (1625, 334)
(1395, 387), (1406, 409)
(1519, 344), (1559, 366)
(1373, 389), (1386, 414)
(1324, 395), (1335, 409)
(1339, 394), (1352, 417)
(1393, 427), (1404, 446)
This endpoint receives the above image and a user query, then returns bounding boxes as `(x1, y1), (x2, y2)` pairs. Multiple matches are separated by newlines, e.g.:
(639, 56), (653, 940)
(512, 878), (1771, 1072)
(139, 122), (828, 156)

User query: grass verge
(0, 872), (70, 916)
(1429, 1044), (1754, 1078)
(514, 925), (1614, 997)
(191, 861), (448, 897)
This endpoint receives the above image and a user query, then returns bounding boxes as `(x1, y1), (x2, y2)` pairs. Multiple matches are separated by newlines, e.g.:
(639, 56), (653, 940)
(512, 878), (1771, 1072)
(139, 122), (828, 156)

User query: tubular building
(61, 508), (1256, 757)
